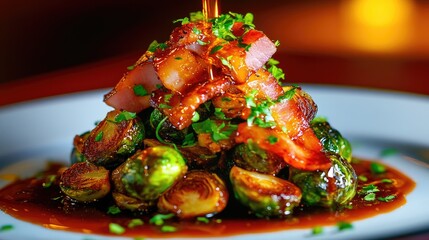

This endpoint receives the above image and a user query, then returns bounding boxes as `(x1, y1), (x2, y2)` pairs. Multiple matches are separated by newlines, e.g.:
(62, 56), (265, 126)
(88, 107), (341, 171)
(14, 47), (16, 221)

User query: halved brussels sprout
(112, 192), (154, 212)
(233, 141), (286, 175)
(158, 170), (228, 219)
(112, 146), (187, 202)
(311, 118), (352, 162)
(149, 108), (190, 144)
(82, 110), (145, 169)
(229, 166), (302, 218)
(289, 153), (357, 208)
(60, 162), (111, 202)
(70, 131), (90, 164)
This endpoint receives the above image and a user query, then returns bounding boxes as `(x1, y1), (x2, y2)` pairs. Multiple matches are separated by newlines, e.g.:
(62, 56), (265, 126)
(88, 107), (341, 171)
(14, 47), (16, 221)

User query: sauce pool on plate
(0, 158), (415, 238)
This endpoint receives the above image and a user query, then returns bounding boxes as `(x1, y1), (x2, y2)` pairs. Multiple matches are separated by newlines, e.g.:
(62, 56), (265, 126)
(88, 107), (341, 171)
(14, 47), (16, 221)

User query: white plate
(0, 86), (428, 240)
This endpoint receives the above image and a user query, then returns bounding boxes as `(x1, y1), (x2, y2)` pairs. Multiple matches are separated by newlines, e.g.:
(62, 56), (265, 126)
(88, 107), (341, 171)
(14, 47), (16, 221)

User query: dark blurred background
(1, 0), (428, 94)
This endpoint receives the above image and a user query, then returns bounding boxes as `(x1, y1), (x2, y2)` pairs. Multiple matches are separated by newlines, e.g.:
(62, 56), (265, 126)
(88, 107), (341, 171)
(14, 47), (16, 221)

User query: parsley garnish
(311, 226), (323, 235)
(360, 184), (380, 194)
(115, 111), (137, 123)
(161, 225), (177, 232)
(267, 58), (285, 82)
(133, 85), (149, 97)
(196, 216), (210, 224)
(370, 162), (386, 174)
(109, 223), (125, 235)
(127, 65), (135, 71)
(210, 45), (224, 54)
(192, 119), (237, 142)
(337, 221), (353, 231)
(378, 195), (396, 202)
(128, 218), (144, 228)
(107, 205), (121, 215)
(364, 192), (376, 201)
(358, 175), (368, 182)
(267, 135), (278, 144)
(147, 40), (167, 52)
(95, 131), (103, 142)
(0, 224), (13, 232)
(182, 133), (196, 146)
(42, 175), (56, 188)
(149, 213), (175, 226)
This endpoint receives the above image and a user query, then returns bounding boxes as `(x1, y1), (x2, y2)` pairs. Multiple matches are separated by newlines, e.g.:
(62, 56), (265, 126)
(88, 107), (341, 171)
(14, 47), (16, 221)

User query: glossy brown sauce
(0, 159), (415, 238)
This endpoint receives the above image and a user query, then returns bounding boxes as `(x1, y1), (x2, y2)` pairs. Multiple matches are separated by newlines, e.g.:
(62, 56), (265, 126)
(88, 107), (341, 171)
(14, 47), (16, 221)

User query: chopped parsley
(311, 226), (323, 235)
(128, 218), (144, 228)
(109, 223), (125, 235)
(219, 56), (233, 69)
(42, 175), (56, 188)
(196, 216), (210, 224)
(337, 221), (353, 231)
(245, 90), (276, 128)
(115, 111), (137, 123)
(378, 195), (396, 202)
(360, 184), (380, 194)
(191, 111), (200, 122)
(210, 45), (224, 54)
(107, 205), (121, 215)
(133, 85), (149, 97)
(147, 40), (167, 52)
(94, 131), (103, 142)
(267, 135), (278, 144)
(182, 133), (196, 146)
(370, 162), (386, 174)
(127, 65), (135, 71)
(364, 192), (376, 201)
(149, 213), (175, 226)
(267, 58), (285, 82)
(190, 11), (205, 22)
(381, 178), (393, 184)
(160, 225), (177, 232)
(358, 175), (368, 182)
(214, 108), (229, 120)
(0, 224), (13, 232)
(192, 119), (238, 142)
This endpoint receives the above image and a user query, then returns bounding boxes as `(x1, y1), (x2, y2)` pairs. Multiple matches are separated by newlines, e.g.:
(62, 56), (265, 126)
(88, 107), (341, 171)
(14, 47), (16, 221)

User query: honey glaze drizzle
(202, 0), (220, 81)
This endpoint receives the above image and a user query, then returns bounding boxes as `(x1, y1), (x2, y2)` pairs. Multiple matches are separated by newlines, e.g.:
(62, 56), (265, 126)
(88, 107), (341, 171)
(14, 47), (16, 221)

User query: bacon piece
(236, 68), (284, 100)
(153, 47), (208, 94)
(151, 76), (232, 130)
(104, 62), (161, 113)
(235, 124), (331, 171)
(212, 30), (276, 83)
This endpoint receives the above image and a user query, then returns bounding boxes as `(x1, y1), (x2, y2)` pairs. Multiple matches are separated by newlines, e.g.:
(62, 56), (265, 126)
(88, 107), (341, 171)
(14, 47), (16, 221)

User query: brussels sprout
(229, 166), (302, 218)
(112, 146), (187, 202)
(82, 110), (145, 169)
(60, 162), (111, 202)
(149, 108), (190, 144)
(233, 141), (286, 175)
(112, 192), (154, 212)
(70, 131), (90, 164)
(158, 170), (228, 218)
(290, 153), (357, 208)
(311, 117), (352, 162)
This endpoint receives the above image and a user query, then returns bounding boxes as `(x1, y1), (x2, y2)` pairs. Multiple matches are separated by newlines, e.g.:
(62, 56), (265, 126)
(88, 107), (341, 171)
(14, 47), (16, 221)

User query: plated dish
(0, 86), (428, 240)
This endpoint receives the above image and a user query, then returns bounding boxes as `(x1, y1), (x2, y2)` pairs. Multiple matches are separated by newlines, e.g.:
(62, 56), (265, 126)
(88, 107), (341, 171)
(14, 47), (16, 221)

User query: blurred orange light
(341, 0), (415, 53)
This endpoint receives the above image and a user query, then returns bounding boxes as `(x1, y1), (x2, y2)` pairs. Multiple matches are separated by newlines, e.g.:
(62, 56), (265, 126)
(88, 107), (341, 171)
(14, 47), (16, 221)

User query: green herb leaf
(337, 221), (353, 231)
(109, 223), (125, 235)
(358, 175), (368, 182)
(115, 111), (137, 123)
(364, 192), (376, 201)
(210, 45), (224, 54)
(107, 205), (121, 215)
(128, 218), (144, 228)
(127, 65), (135, 71)
(190, 11), (205, 22)
(267, 135), (278, 144)
(192, 119), (238, 142)
(133, 85), (149, 97)
(359, 184), (380, 194)
(173, 17), (190, 25)
(378, 195), (396, 202)
(196, 216), (210, 224)
(182, 133), (196, 146)
(311, 226), (323, 235)
(161, 225), (177, 232)
(95, 131), (103, 142)
(370, 162), (386, 174)
(381, 178), (393, 183)
(149, 213), (175, 226)
(191, 111), (200, 122)
(42, 175), (56, 188)
(0, 224), (13, 232)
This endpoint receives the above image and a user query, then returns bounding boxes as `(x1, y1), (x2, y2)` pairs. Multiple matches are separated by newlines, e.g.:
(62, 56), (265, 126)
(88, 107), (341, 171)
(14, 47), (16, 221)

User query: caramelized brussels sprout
(290, 153), (357, 208)
(311, 118), (352, 162)
(149, 108), (190, 144)
(82, 110), (145, 169)
(233, 141), (286, 175)
(158, 170), (228, 218)
(70, 131), (89, 164)
(229, 166), (302, 218)
(112, 146), (187, 202)
(112, 192), (154, 212)
(60, 162), (111, 202)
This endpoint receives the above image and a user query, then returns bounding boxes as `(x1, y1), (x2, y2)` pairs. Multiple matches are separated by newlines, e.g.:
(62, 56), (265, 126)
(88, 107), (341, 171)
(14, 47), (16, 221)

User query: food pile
(61, 11), (357, 219)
